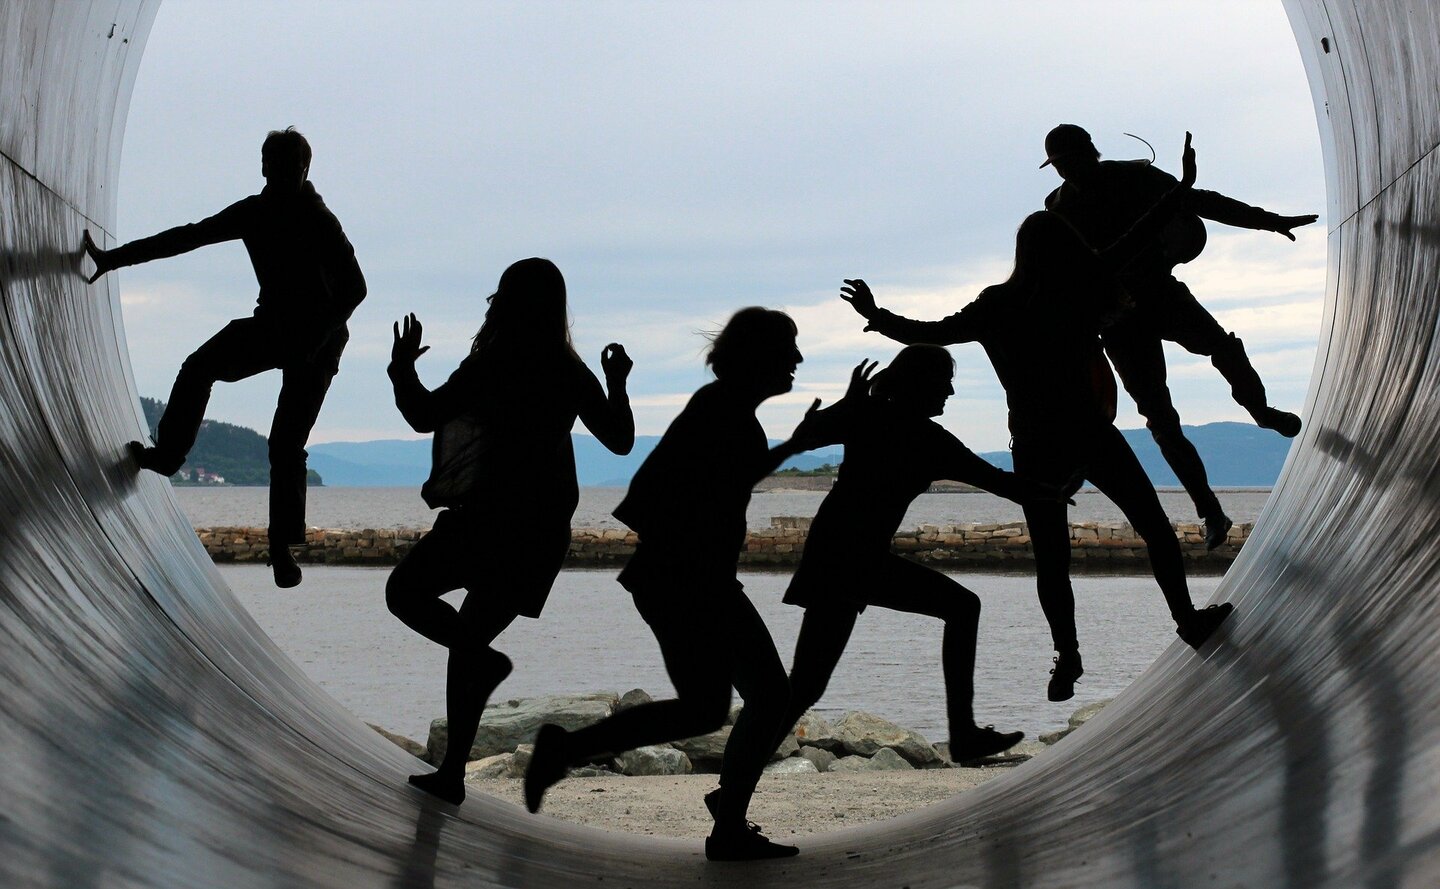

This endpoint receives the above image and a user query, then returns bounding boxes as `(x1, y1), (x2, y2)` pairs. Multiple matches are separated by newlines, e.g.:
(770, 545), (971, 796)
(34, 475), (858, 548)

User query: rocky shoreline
(371, 690), (1111, 783)
(197, 517), (1248, 570)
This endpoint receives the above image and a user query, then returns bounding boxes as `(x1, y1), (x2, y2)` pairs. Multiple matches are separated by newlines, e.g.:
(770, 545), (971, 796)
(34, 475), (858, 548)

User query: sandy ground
(467, 766), (1015, 839)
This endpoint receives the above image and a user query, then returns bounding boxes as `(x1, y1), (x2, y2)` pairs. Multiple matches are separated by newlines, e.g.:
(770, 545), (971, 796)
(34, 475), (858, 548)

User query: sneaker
(705, 824), (799, 861)
(1047, 650), (1083, 702)
(704, 788), (764, 832)
(268, 546), (302, 589)
(1204, 514), (1234, 551)
(950, 725), (1024, 762)
(407, 770), (464, 806)
(127, 440), (183, 476)
(1177, 603), (1234, 648)
(1249, 406), (1302, 438)
(524, 723), (570, 813)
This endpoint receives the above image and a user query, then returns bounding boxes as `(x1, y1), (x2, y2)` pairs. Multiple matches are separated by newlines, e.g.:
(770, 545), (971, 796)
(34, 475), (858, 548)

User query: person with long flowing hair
(387, 257), (634, 806)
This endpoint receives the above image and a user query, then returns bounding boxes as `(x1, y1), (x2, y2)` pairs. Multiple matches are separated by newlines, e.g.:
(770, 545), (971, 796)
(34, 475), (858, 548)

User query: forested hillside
(139, 397), (323, 486)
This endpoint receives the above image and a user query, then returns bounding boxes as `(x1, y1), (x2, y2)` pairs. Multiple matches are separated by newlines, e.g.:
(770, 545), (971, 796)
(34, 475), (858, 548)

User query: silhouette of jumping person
(844, 135), (1233, 703)
(525, 308), (822, 861)
(778, 347), (1067, 763)
(82, 127), (366, 588)
(1041, 124), (1317, 550)
(387, 258), (633, 806)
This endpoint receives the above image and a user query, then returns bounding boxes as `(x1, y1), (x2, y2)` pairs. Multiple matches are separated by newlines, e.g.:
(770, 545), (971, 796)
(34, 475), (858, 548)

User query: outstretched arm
(842, 278), (982, 346)
(1174, 132), (1316, 239)
(83, 199), (251, 283)
(939, 435), (1072, 505)
(739, 395), (837, 486)
(576, 344), (635, 455)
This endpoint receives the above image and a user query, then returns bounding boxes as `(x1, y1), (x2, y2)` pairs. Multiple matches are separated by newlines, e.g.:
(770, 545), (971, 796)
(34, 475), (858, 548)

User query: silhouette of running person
(82, 127), (365, 588)
(1041, 124), (1317, 550)
(845, 135), (1233, 703)
(525, 308), (822, 861)
(387, 258), (633, 807)
(778, 347), (1068, 764)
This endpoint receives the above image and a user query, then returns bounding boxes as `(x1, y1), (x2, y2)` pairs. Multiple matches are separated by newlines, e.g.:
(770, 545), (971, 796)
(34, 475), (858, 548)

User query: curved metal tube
(0, 2), (1434, 886)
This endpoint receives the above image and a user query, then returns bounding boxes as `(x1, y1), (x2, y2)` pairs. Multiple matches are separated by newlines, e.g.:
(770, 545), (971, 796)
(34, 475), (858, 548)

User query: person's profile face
(757, 336), (802, 398)
(918, 371), (955, 417)
(1050, 152), (1096, 182)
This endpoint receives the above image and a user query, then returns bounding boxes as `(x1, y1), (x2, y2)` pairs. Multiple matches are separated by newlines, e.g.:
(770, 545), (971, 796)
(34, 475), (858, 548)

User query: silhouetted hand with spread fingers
(391, 313), (429, 364)
(842, 359), (880, 401)
(841, 278), (879, 320)
(82, 230), (112, 284)
(601, 342), (633, 383)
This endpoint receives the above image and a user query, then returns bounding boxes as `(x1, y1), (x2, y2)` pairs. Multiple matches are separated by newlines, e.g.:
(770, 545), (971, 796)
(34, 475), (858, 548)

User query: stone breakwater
(369, 691), (1114, 782)
(197, 517), (1250, 569)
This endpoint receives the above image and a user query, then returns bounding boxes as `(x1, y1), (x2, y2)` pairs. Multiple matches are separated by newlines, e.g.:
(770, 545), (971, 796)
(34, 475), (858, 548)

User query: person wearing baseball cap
(1041, 123), (1316, 560)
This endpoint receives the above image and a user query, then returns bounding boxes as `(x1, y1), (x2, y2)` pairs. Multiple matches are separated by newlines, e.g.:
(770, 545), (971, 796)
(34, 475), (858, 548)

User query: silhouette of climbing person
(844, 134), (1233, 703)
(1041, 124), (1317, 550)
(82, 127), (365, 588)
(386, 258), (634, 807)
(525, 308), (822, 861)
(778, 347), (1069, 764)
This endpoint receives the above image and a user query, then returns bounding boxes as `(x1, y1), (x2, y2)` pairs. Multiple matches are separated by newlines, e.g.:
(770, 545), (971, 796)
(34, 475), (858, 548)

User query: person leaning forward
(84, 127), (365, 588)
(1041, 123), (1315, 550)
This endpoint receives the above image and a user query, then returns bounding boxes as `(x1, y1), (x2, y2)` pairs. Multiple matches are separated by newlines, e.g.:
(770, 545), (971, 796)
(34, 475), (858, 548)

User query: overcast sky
(112, 1), (1328, 453)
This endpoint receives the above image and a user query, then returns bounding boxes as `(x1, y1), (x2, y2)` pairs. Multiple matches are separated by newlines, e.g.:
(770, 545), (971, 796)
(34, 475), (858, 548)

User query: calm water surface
(224, 564), (1225, 745)
(180, 485), (1273, 531)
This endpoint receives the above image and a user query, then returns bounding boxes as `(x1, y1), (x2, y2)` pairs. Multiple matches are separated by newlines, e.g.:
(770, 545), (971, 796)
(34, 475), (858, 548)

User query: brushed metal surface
(2, 2), (1436, 886)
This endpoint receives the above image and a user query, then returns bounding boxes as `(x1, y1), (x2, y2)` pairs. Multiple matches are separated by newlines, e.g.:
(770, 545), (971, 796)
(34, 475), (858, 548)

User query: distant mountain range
(309, 421), (1290, 488)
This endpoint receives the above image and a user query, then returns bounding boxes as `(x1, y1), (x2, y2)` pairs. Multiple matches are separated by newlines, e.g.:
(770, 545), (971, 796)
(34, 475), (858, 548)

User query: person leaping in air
(1041, 123), (1317, 550)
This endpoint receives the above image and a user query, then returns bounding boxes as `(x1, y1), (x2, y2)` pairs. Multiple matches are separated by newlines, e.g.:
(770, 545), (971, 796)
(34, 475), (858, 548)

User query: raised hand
(601, 342), (633, 381)
(1180, 131), (1196, 188)
(789, 397), (827, 450)
(843, 359), (879, 401)
(841, 278), (878, 319)
(391, 313), (429, 364)
(1273, 213), (1319, 241)
(82, 230), (112, 284)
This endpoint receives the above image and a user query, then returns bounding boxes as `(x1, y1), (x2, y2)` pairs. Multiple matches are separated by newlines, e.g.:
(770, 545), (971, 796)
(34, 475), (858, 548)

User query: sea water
(224, 563), (1225, 745)
(194, 486), (1252, 745)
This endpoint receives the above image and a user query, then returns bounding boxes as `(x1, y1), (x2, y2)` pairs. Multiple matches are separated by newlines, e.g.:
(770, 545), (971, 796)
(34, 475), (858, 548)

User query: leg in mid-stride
(526, 577), (797, 861)
(386, 513), (521, 806)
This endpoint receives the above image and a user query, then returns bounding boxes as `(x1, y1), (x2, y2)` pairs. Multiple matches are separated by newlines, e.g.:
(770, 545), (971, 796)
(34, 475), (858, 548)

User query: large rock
(772, 733), (800, 761)
(615, 745), (692, 776)
(369, 724), (427, 761)
(763, 757), (819, 775)
(790, 711), (844, 751)
(674, 725), (732, 763)
(833, 712), (941, 767)
(464, 752), (516, 780)
(426, 692), (619, 763)
(797, 746), (838, 773)
(1068, 699), (1111, 729)
(1039, 728), (1072, 745)
(830, 748), (914, 772)
(616, 688), (652, 711)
